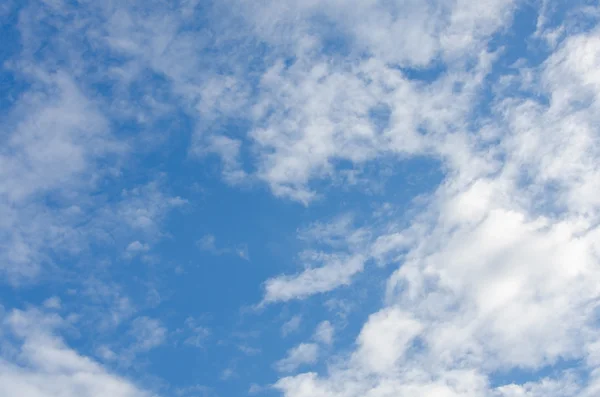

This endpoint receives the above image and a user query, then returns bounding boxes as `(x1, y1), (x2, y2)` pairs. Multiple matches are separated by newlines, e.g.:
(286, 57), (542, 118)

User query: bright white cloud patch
(354, 308), (422, 374)
(263, 254), (366, 304)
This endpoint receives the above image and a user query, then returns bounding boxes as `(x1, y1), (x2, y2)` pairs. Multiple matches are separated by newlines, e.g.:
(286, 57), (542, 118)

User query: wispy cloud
(313, 321), (334, 346)
(0, 307), (155, 397)
(281, 315), (302, 337)
(128, 316), (167, 353)
(182, 317), (211, 348)
(275, 343), (319, 373)
(197, 234), (249, 260)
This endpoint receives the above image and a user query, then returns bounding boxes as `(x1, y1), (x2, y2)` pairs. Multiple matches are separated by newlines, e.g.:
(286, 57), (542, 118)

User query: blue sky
(1, 1), (600, 396)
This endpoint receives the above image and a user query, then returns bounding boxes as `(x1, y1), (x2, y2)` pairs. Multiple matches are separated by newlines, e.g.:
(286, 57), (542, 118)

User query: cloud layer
(1, 0), (600, 397)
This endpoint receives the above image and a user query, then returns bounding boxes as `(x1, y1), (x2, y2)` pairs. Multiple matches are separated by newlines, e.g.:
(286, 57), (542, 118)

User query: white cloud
(220, 367), (236, 380)
(197, 135), (248, 186)
(197, 234), (250, 260)
(271, 6), (600, 397)
(124, 241), (151, 260)
(198, 234), (218, 252)
(238, 345), (261, 355)
(282, 315), (303, 337)
(129, 316), (167, 352)
(353, 308), (422, 374)
(115, 181), (187, 238)
(182, 317), (210, 348)
(81, 279), (137, 330)
(5, 1), (600, 397)
(175, 384), (214, 397)
(262, 254), (366, 304)
(0, 307), (156, 397)
(126, 241), (150, 253)
(0, 65), (184, 284)
(0, 71), (118, 203)
(0, 70), (121, 282)
(220, 0), (506, 202)
(42, 296), (62, 310)
(248, 383), (264, 394)
(262, 216), (375, 303)
(96, 345), (118, 362)
(313, 321), (334, 346)
(275, 343), (320, 373)
(239, 0), (515, 65)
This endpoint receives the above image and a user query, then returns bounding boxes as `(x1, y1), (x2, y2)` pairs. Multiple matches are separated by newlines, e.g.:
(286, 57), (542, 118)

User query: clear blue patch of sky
(392, 62), (448, 83)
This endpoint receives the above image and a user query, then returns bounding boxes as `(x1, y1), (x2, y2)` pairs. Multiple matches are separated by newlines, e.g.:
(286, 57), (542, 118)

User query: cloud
(313, 321), (334, 346)
(238, 0), (516, 65)
(225, 0), (507, 202)
(248, 383), (264, 394)
(4, 1), (600, 397)
(0, 70), (184, 282)
(0, 307), (156, 397)
(263, 254), (366, 304)
(0, 1), (192, 287)
(275, 343), (320, 373)
(261, 214), (414, 303)
(124, 241), (151, 260)
(238, 345), (261, 355)
(96, 345), (118, 362)
(220, 367), (236, 380)
(175, 384), (214, 397)
(42, 296), (62, 310)
(282, 315), (303, 337)
(115, 181), (187, 238)
(197, 234), (249, 260)
(128, 316), (167, 352)
(81, 279), (137, 330)
(195, 135), (249, 186)
(262, 216), (375, 304)
(273, 12), (600, 397)
(353, 308), (422, 374)
(0, 70), (121, 282)
(182, 317), (211, 348)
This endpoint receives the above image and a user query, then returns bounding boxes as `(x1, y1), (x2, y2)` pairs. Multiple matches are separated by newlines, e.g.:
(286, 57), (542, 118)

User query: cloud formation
(2, 1), (600, 397)
(0, 307), (155, 397)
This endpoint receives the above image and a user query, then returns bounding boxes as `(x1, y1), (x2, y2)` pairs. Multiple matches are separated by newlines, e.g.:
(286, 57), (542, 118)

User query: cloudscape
(1, 1), (600, 396)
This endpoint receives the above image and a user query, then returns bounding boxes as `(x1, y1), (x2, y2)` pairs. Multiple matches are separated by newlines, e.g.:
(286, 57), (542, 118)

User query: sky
(1, 0), (600, 396)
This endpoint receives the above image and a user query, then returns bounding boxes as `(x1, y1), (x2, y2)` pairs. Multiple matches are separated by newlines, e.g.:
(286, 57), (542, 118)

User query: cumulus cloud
(353, 308), (422, 374)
